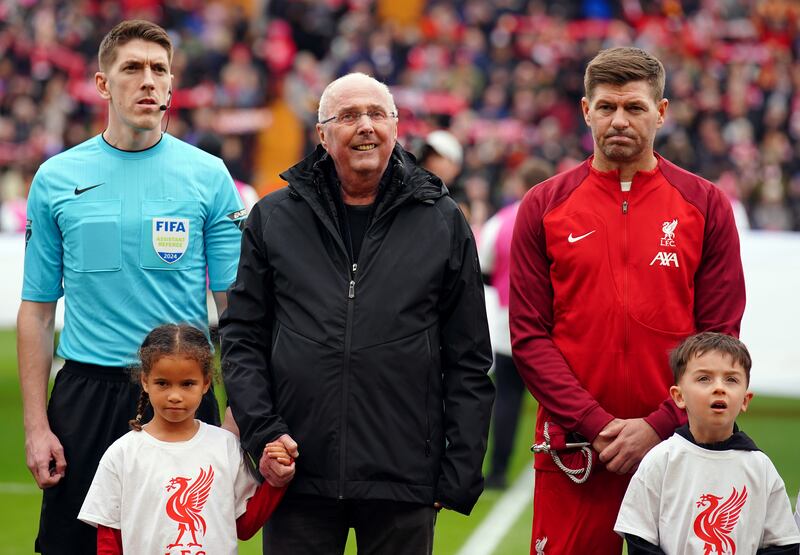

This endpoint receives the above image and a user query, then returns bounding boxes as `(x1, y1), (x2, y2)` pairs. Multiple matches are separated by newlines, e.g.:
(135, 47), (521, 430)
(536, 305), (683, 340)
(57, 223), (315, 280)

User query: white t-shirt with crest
(615, 433), (800, 554)
(79, 421), (258, 555)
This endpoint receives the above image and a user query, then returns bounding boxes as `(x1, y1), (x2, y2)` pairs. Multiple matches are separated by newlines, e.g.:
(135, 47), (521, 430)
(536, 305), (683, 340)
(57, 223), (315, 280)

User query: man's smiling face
(316, 79), (398, 187)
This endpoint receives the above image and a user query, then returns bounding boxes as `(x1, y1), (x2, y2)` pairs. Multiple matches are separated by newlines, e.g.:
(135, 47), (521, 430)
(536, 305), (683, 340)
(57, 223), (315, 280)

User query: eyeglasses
(319, 110), (398, 125)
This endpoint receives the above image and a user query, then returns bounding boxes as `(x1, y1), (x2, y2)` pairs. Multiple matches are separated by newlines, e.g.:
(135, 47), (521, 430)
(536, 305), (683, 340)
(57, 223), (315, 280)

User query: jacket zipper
(323, 173), (412, 498)
(621, 195), (630, 415)
(339, 262), (357, 499)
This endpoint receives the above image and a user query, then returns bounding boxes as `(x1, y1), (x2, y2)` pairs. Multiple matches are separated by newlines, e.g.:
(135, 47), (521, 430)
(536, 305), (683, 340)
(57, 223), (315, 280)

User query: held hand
(276, 433), (300, 459)
(591, 418), (625, 454)
(25, 427), (66, 489)
(258, 434), (299, 487)
(258, 450), (295, 487)
(597, 418), (660, 475)
(265, 441), (292, 466)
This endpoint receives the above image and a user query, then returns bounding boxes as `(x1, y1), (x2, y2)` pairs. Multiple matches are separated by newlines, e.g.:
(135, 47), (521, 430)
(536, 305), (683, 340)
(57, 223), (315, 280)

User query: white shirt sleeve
(760, 469), (800, 547)
(78, 444), (123, 529)
(795, 491), (799, 530)
(230, 437), (259, 519)
(614, 455), (663, 545)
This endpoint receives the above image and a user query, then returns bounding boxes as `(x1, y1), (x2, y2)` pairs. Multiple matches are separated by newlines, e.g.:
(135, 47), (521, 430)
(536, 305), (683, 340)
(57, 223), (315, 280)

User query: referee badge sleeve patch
(25, 219), (32, 248)
(152, 217), (190, 264)
(227, 208), (248, 231)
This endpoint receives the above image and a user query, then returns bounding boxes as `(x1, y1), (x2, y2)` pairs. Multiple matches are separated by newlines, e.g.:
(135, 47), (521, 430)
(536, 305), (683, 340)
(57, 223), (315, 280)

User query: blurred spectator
(2, 0), (800, 231)
(419, 129), (463, 185)
(196, 132), (259, 211)
(478, 157), (554, 489)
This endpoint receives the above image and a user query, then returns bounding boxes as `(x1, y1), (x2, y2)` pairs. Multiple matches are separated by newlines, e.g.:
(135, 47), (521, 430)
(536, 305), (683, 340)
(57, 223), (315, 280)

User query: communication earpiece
(159, 89), (173, 111)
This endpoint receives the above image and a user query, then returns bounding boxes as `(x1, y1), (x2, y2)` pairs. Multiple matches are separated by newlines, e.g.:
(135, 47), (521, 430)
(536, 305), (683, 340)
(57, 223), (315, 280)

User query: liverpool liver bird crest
(662, 219), (678, 239)
(693, 485), (747, 555)
(165, 466), (215, 549)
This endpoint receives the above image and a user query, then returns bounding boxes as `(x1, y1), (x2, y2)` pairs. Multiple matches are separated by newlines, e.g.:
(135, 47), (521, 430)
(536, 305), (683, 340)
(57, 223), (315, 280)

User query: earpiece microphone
(159, 89), (173, 111)
(160, 89), (174, 134)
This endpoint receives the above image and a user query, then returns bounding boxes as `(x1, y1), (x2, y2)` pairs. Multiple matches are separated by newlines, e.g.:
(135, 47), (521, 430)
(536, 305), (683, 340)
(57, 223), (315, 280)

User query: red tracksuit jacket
(509, 155), (745, 471)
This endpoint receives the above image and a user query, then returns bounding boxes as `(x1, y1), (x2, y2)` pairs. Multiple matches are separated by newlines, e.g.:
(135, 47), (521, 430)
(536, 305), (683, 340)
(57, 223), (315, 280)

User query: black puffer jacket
(221, 144), (494, 515)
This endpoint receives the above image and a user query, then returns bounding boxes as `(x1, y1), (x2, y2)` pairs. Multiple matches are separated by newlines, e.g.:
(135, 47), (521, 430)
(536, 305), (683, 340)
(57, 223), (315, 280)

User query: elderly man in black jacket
(220, 72), (494, 554)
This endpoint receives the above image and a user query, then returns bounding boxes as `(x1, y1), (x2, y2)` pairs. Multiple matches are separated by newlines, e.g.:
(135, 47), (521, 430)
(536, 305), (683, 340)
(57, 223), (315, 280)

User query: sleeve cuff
(644, 401), (686, 440)
(21, 290), (63, 302)
(577, 405), (615, 442)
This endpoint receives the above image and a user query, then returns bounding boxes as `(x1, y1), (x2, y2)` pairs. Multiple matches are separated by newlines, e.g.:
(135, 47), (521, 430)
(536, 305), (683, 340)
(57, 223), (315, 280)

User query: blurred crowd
(1, 0), (799, 232)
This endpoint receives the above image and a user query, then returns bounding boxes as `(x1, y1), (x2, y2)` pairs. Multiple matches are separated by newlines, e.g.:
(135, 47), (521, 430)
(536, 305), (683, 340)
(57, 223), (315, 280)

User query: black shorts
(35, 360), (220, 554)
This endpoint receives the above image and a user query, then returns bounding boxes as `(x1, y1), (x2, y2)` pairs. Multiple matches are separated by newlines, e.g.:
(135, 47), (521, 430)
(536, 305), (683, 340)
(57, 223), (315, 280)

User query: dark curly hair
(129, 324), (214, 431)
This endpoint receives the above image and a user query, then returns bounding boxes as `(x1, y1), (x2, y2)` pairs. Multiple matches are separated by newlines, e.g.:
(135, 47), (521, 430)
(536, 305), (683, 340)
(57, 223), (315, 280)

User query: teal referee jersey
(22, 133), (246, 367)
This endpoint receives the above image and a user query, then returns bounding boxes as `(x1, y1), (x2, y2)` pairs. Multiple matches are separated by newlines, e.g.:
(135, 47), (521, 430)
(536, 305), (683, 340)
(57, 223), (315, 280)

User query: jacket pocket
(62, 200), (121, 272)
(423, 326), (443, 457)
(139, 200), (201, 270)
(348, 327), (441, 485)
(269, 323), (341, 480)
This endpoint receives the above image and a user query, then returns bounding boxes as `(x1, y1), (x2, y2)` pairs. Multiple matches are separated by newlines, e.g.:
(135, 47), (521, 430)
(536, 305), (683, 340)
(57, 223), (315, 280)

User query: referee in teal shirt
(18, 20), (246, 554)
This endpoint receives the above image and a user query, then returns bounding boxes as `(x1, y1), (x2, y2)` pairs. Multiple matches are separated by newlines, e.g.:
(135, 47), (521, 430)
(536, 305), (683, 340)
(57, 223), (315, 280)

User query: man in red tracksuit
(509, 47), (745, 555)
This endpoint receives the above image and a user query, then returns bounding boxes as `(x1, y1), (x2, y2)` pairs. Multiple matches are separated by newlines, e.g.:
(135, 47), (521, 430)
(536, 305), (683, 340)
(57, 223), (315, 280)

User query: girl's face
(141, 355), (210, 430)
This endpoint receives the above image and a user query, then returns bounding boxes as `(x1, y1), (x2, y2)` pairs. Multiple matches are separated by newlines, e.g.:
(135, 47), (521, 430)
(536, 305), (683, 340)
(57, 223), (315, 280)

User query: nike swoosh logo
(568, 230), (596, 243)
(74, 182), (105, 195)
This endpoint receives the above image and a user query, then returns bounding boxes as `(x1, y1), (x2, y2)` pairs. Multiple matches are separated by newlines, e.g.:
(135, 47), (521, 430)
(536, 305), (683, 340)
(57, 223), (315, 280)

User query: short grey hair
(317, 72), (397, 122)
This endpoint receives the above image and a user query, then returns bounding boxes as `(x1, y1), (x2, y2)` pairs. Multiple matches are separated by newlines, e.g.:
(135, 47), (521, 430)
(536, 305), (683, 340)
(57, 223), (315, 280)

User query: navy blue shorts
(35, 360), (220, 554)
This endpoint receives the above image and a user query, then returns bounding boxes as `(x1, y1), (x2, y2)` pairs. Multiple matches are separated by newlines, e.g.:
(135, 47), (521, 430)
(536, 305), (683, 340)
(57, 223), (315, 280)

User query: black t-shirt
(345, 203), (372, 263)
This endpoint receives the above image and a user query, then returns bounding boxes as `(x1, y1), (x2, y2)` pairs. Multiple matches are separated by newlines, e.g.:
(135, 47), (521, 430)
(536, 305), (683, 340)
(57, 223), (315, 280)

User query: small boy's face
(670, 350), (753, 444)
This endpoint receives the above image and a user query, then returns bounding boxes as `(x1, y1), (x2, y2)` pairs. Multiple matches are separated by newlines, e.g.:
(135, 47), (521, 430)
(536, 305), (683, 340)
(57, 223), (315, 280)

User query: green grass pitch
(0, 329), (797, 554)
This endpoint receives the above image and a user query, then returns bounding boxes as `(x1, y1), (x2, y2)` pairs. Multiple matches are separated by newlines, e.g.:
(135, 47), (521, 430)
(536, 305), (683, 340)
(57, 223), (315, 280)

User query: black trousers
(488, 353), (525, 479)
(35, 360), (220, 555)
(263, 495), (437, 555)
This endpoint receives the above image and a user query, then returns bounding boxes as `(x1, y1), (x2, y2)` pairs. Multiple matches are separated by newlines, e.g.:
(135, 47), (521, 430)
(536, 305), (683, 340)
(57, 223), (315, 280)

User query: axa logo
(660, 218), (678, 247)
(650, 252), (679, 267)
(693, 485), (747, 555)
(164, 466), (214, 552)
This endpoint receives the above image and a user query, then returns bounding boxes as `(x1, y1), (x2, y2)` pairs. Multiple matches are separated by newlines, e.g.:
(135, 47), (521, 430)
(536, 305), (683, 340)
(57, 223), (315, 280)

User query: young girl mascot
(79, 324), (290, 554)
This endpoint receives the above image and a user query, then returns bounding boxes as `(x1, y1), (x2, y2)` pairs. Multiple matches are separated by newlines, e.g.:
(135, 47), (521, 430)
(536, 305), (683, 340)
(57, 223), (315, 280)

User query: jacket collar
(586, 152), (663, 192)
(675, 423), (759, 452)
(280, 143), (447, 216)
